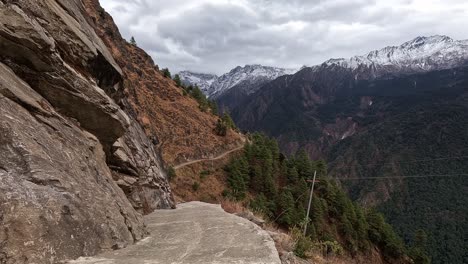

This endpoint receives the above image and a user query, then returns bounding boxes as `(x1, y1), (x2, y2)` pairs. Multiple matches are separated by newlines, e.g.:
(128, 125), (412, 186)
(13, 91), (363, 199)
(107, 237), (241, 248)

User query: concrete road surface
(69, 201), (281, 264)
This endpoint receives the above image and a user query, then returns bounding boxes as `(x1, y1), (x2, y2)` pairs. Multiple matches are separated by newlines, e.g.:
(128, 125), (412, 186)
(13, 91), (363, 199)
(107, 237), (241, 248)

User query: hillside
(83, 0), (245, 166)
(0, 1), (452, 264)
(230, 38), (468, 264)
(221, 133), (412, 264)
(0, 0), (243, 262)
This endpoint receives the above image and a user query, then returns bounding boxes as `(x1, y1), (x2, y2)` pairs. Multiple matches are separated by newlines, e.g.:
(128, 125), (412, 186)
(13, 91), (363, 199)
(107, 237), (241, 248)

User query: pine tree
(227, 166), (247, 200)
(129, 36), (137, 46)
(214, 119), (227, 136)
(162, 68), (171, 78)
(222, 112), (236, 129)
(208, 100), (218, 115)
(278, 189), (296, 226)
(409, 230), (430, 264)
(287, 166), (299, 184)
(315, 159), (328, 176)
(173, 74), (182, 87)
(191, 85), (204, 101)
(237, 156), (250, 183)
(250, 193), (269, 215)
(295, 149), (314, 179)
(354, 205), (370, 250)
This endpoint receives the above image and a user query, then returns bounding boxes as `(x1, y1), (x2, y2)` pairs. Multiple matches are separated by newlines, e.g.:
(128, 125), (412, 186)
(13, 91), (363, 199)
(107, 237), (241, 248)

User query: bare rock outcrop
(0, 0), (174, 262)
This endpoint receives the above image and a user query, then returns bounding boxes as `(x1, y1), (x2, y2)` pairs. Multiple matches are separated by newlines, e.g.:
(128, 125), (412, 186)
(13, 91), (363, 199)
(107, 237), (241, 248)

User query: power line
(327, 154), (468, 169)
(333, 173), (468, 180)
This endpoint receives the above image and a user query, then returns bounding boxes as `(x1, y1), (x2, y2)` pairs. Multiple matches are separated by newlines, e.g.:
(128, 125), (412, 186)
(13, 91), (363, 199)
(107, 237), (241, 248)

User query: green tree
(226, 165), (247, 200)
(287, 166), (299, 184)
(222, 112), (236, 129)
(167, 166), (176, 181)
(208, 100), (219, 115)
(367, 210), (405, 258)
(250, 193), (269, 215)
(294, 149), (314, 179)
(173, 74), (182, 87)
(162, 68), (171, 78)
(315, 159), (328, 176)
(408, 230), (430, 264)
(278, 189), (296, 226)
(129, 36), (137, 46)
(214, 119), (227, 136)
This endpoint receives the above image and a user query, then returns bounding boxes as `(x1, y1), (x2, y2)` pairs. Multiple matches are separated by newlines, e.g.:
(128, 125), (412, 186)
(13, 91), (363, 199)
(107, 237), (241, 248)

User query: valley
(0, 0), (466, 264)
(181, 35), (468, 264)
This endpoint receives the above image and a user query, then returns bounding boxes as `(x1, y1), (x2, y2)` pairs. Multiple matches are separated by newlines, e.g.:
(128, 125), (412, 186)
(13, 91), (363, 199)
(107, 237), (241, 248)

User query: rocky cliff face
(0, 0), (176, 262)
(82, 0), (244, 166)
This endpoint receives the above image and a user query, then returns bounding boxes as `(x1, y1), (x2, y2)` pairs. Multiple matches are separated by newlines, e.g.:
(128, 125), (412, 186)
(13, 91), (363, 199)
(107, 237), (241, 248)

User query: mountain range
(181, 35), (468, 113)
(1, 0), (465, 261)
(181, 35), (468, 264)
(179, 65), (297, 107)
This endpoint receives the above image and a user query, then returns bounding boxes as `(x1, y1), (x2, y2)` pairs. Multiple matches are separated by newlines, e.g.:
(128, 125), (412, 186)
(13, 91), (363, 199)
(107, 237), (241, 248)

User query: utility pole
(304, 170), (317, 236)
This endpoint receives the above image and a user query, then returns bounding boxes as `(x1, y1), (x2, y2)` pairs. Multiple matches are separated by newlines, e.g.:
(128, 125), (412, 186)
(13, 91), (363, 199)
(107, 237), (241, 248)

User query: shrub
(291, 226), (313, 258)
(192, 182), (200, 191)
(200, 170), (211, 180)
(214, 119), (227, 136)
(167, 166), (176, 181)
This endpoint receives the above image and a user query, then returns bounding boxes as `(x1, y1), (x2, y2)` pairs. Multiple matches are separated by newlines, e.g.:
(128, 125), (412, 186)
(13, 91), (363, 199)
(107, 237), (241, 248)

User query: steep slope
(83, 0), (245, 166)
(231, 36), (468, 264)
(222, 134), (411, 264)
(0, 0), (173, 262)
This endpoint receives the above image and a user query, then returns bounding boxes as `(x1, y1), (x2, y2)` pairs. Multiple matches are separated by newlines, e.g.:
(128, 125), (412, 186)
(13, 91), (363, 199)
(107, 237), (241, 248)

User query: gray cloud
(100, 0), (468, 74)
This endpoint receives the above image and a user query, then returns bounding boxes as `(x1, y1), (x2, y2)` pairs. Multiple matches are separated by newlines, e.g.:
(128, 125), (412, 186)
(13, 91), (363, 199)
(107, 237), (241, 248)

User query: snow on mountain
(324, 35), (468, 73)
(208, 65), (297, 98)
(179, 65), (297, 98)
(178, 71), (218, 94)
(180, 36), (468, 99)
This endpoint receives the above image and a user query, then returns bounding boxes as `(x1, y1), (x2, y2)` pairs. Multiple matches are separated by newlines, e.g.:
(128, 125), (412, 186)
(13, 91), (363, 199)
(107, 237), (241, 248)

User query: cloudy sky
(100, 0), (468, 75)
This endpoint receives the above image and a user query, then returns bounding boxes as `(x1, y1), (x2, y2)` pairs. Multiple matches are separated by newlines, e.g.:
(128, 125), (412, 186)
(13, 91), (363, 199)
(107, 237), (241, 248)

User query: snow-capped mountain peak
(179, 65), (297, 98)
(178, 71), (218, 93)
(324, 35), (468, 72)
(208, 64), (297, 98)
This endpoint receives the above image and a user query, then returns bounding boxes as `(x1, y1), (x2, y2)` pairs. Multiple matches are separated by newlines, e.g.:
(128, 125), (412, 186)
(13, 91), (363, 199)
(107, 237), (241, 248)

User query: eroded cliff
(0, 0), (176, 262)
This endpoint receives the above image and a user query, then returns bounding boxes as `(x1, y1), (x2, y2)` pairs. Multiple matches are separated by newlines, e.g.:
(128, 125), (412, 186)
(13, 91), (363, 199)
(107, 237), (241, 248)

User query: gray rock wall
(0, 0), (174, 262)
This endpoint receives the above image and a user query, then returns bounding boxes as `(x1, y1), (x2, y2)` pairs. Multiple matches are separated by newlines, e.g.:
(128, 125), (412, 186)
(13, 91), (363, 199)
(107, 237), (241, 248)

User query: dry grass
(270, 229), (296, 254)
(220, 199), (246, 214)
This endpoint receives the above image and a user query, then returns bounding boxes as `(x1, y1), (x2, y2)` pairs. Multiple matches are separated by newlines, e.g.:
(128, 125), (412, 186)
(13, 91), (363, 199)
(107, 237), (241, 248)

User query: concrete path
(173, 146), (244, 170)
(69, 201), (281, 264)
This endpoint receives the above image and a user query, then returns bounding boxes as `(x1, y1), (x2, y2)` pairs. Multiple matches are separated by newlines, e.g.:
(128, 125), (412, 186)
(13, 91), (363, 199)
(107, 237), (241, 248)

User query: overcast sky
(100, 0), (468, 75)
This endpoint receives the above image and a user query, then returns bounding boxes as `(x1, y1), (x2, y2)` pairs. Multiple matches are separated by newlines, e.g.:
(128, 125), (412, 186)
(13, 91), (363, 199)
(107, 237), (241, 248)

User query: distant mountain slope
(179, 65), (297, 99)
(233, 35), (468, 153)
(324, 35), (468, 78)
(178, 71), (218, 94)
(229, 36), (468, 264)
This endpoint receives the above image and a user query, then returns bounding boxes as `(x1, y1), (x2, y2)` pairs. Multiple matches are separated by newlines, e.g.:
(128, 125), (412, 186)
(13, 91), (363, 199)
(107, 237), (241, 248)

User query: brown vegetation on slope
(171, 151), (242, 203)
(82, 0), (245, 165)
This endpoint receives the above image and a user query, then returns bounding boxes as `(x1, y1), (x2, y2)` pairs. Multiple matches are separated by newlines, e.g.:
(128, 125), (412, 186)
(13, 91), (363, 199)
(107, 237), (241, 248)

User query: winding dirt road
(173, 145), (244, 170)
